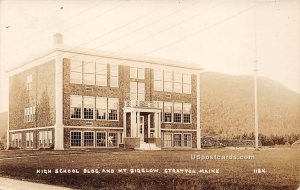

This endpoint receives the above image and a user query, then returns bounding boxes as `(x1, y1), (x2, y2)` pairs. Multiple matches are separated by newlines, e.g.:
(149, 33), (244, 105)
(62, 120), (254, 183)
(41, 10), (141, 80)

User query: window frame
(70, 95), (82, 119)
(182, 74), (192, 94)
(83, 96), (95, 120)
(173, 102), (182, 123)
(96, 63), (107, 86)
(70, 131), (82, 147)
(163, 102), (173, 123)
(83, 131), (95, 147)
(153, 70), (163, 91)
(70, 60), (83, 84)
(163, 71), (173, 92)
(110, 65), (119, 87)
(183, 103), (192, 124)
(107, 98), (119, 121)
(83, 62), (95, 85)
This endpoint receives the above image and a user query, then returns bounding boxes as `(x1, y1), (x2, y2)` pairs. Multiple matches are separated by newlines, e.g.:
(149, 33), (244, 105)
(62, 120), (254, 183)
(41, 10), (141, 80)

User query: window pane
(173, 134), (182, 147)
(108, 132), (118, 147)
(183, 134), (191, 147)
(164, 102), (172, 122)
(130, 67), (137, 78)
(173, 73), (182, 83)
(138, 82), (145, 101)
(83, 96), (94, 119)
(70, 60), (82, 84)
(71, 132), (81, 147)
(183, 84), (191, 94)
(183, 103), (191, 123)
(108, 98), (118, 120)
(110, 65), (119, 87)
(183, 74), (191, 84)
(138, 68), (145, 79)
(164, 81), (172, 92)
(130, 82), (137, 100)
(96, 63), (107, 86)
(84, 132), (94, 147)
(174, 82), (182, 93)
(96, 97), (107, 120)
(173, 103), (182, 123)
(70, 95), (82, 119)
(96, 132), (106, 147)
(163, 133), (172, 147)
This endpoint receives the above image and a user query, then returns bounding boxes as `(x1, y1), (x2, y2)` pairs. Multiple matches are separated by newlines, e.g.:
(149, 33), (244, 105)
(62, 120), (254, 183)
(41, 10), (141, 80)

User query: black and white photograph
(0, 0), (299, 189)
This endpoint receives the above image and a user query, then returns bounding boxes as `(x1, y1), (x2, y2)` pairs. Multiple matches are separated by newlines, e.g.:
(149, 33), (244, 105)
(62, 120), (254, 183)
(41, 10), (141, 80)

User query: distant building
(7, 34), (201, 150)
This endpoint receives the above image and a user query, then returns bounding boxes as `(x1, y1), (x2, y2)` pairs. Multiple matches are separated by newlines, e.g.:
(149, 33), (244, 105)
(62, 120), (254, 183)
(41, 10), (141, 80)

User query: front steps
(135, 143), (161, 150)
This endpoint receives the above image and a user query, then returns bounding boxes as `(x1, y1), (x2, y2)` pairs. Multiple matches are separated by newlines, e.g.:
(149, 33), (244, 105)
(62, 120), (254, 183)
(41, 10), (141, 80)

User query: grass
(0, 148), (299, 190)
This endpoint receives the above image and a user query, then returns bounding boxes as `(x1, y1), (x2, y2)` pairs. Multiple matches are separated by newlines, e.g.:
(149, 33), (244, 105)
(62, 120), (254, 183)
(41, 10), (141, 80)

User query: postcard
(0, 0), (299, 189)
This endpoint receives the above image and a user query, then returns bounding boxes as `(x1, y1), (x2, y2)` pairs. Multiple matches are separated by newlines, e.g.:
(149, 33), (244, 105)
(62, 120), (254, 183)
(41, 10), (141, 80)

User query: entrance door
(139, 116), (144, 142)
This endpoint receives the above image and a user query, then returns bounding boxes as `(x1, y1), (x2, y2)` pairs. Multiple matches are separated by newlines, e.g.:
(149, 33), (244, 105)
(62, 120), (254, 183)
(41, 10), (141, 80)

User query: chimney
(54, 33), (63, 47)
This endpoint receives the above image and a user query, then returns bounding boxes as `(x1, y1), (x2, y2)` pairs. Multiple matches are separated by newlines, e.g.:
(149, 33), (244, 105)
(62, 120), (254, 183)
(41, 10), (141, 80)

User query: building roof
(7, 44), (202, 75)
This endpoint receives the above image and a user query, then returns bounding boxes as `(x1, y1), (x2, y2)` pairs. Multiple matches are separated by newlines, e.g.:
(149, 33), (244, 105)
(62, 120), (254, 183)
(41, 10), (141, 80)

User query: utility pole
(254, 0), (259, 150)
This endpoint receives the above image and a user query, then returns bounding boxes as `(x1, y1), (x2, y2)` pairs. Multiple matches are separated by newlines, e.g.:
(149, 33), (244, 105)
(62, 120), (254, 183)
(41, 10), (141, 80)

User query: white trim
(64, 126), (123, 130)
(196, 72), (201, 149)
(9, 126), (55, 132)
(55, 55), (64, 150)
(160, 128), (197, 132)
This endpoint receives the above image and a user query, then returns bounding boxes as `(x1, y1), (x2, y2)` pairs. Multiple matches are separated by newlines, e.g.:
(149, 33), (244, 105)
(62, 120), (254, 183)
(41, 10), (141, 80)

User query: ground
(0, 148), (299, 190)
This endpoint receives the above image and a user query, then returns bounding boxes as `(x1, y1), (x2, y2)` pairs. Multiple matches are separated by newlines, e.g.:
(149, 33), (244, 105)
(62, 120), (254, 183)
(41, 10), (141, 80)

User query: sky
(0, 0), (299, 112)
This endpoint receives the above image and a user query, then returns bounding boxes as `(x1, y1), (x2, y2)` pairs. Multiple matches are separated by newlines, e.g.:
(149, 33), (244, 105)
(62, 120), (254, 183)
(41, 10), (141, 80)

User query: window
(26, 132), (33, 148)
(154, 70), (163, 91)
(70, 95), (82, 119)
(24, 106), (35, 123)
(108, 98), (119, 120)
(96, 97), (107, 120)
(183, 74), (191, 94)
(70, 60), (82, 84)
(83, 62), (95, 85)
(163, 133), (172, 147)
(130, 82), (137, 100)
(96, 63), (107, 86)
(138, 83), (145, 101)
(11, 133), (21, 148)
(110, 65), (119, 87)
(173, 134), (182, 147)
(26, 75), (32, 90)
(83, 132), (94, 147)
(130, 67), (145, 79)
(108, 132), (118, 147)
(183, 134), (192, 147)
(183, 103), (192, 123)
(96, 132), (106, 147)
(71, 131), (82, 147)
(83, 96), (94, 119)
(130, 81), (145, 101)
(163, 102), (173, 122)
(173, 103), (182, 123)
(173, 73), (182, 93)
(130, 67), (137, 79)
(39, 131), (53, 148)
(138, 68), (145, 79)
(164, 71), (173, 92)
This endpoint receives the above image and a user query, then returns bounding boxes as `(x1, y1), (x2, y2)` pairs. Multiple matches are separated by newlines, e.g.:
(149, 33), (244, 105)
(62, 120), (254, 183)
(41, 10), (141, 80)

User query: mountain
(200, 72), (300, 138)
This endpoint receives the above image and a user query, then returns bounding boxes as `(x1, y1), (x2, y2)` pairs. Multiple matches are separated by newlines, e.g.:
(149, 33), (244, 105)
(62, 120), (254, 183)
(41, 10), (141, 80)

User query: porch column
(137, 111), (140, 138)
(158, 112), (161, 138)
(148, 114), (150, 138)
(123, 111), (127, 138)
(154, 112), (158, 138)
(130, 111), (136, 137)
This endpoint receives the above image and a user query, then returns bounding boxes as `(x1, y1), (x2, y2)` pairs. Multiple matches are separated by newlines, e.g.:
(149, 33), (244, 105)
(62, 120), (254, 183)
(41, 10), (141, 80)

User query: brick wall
(9, 60), (56, 130)
(62, 59), (130, 128)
